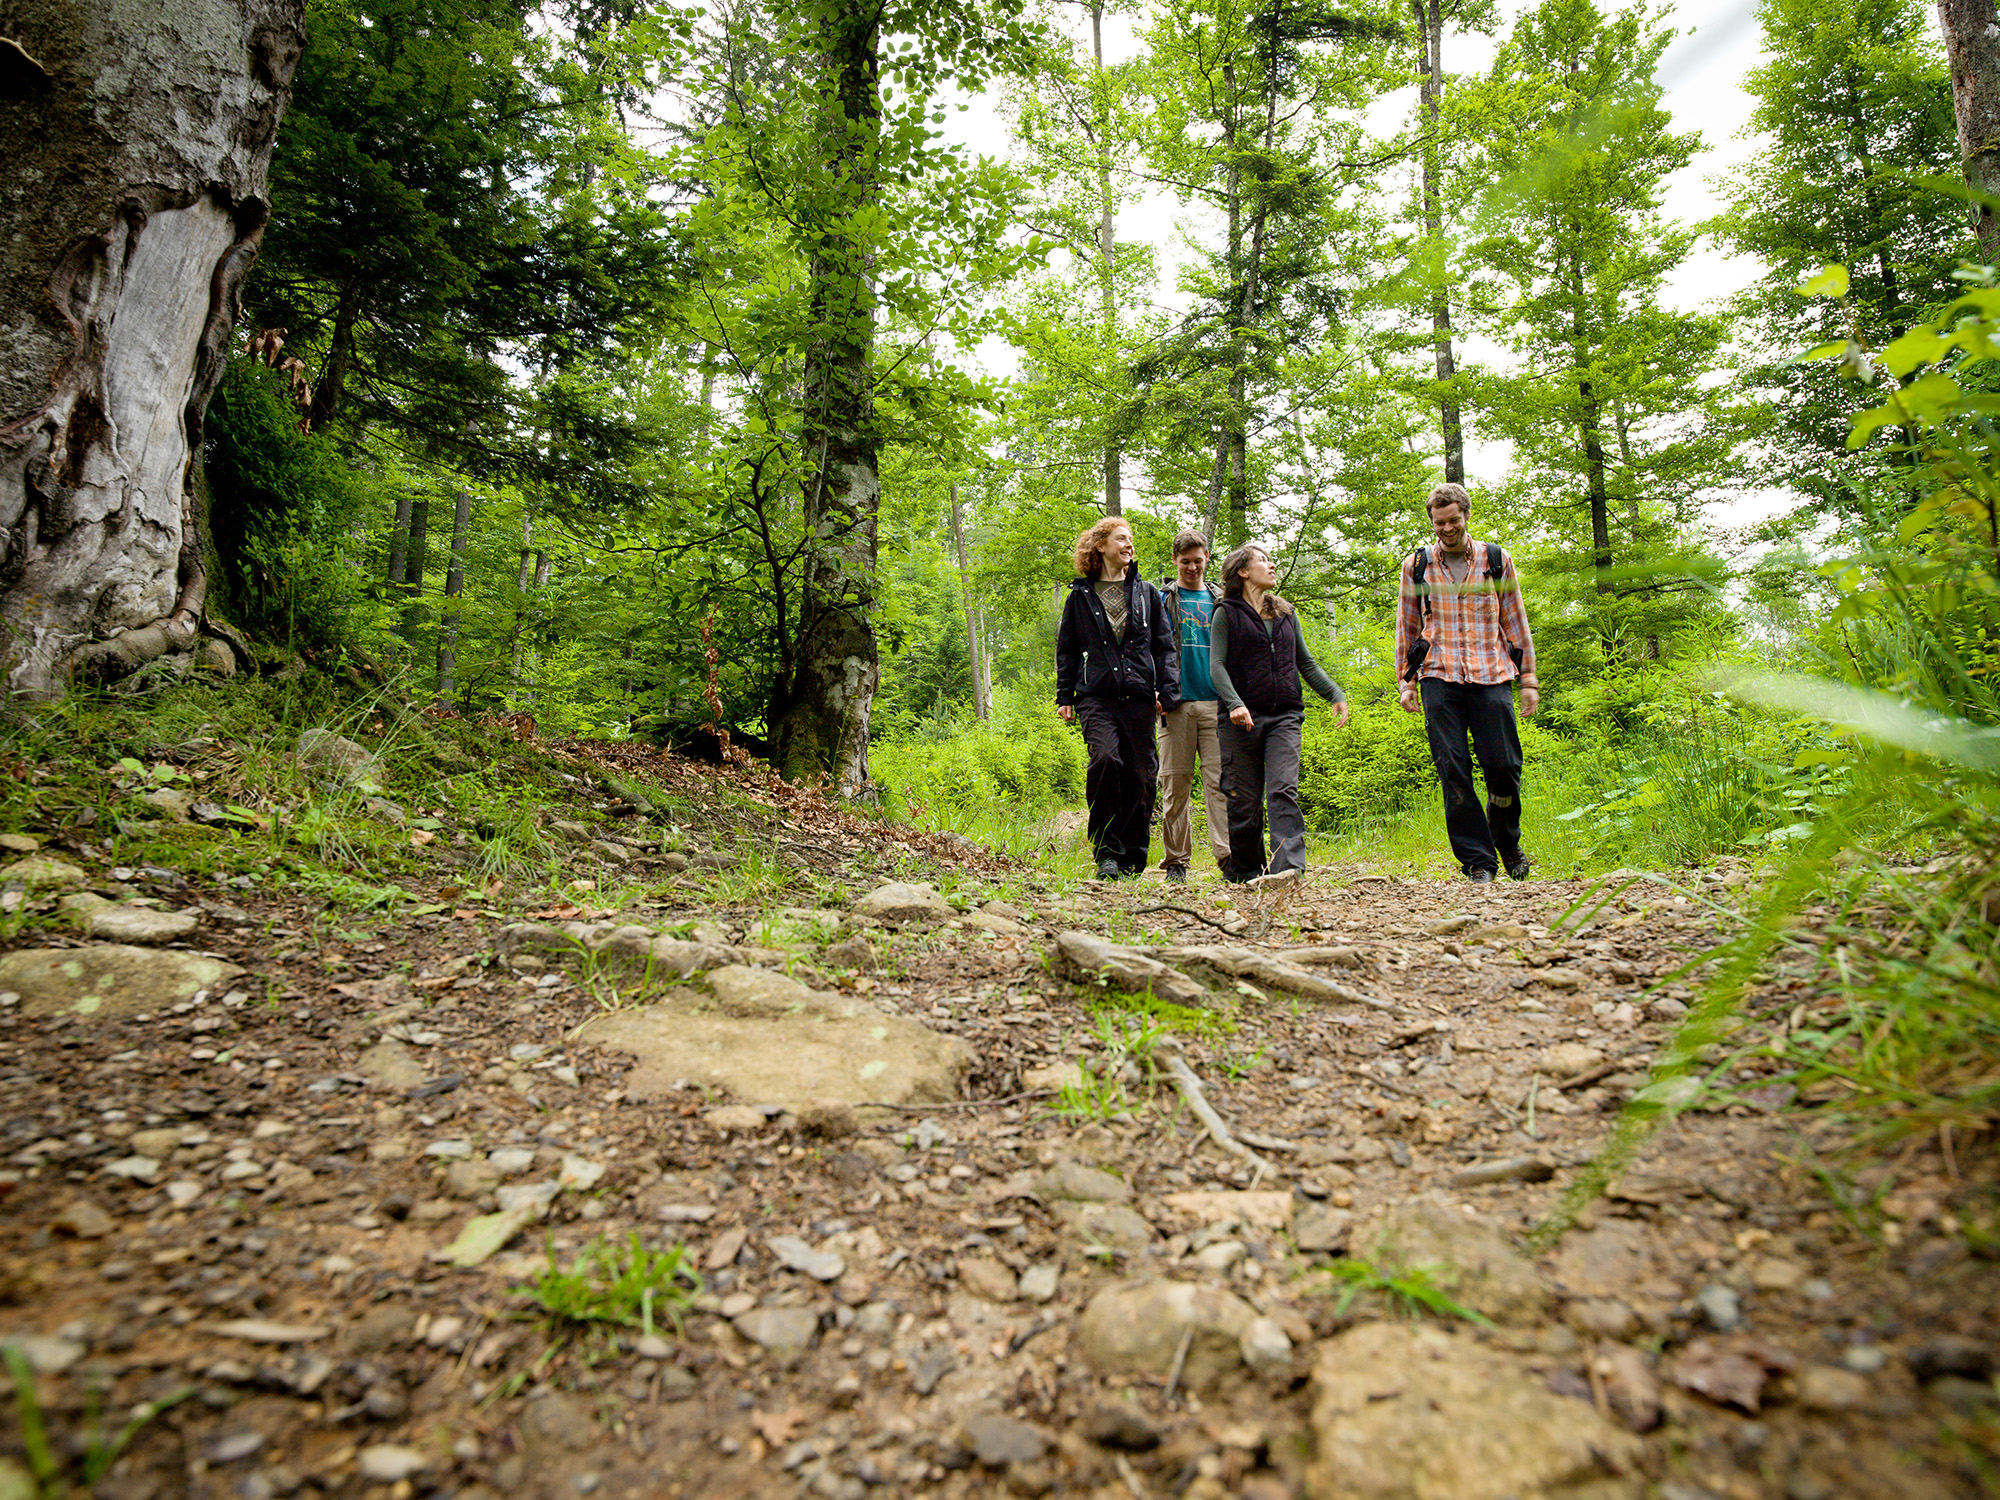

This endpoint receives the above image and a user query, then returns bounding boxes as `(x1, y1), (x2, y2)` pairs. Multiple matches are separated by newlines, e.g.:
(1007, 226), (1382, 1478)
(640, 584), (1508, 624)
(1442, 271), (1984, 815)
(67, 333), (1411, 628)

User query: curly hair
(1427, 482), (1471, 515)
(1073, 517), (1133, 578)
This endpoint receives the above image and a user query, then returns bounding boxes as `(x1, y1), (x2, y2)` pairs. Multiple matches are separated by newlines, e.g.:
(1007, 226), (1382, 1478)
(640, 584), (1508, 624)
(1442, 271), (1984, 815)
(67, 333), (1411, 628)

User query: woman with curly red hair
(1055, 518), (1180, 880)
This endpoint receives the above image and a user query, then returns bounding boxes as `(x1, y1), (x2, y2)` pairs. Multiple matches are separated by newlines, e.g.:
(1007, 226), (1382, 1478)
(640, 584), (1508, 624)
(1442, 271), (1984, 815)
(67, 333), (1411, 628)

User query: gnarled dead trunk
(0, 0), (304, 698)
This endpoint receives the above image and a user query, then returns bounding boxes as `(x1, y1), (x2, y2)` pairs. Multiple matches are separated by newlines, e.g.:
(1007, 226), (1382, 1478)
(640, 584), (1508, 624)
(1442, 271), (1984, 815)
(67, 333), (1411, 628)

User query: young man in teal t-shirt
(1157, 531), (1231, 880)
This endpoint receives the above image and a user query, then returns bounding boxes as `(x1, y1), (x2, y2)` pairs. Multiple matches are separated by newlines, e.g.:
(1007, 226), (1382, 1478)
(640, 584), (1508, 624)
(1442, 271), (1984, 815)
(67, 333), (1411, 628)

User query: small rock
(823, 935), (875, 971)
(559, 1155), (606, 1190)
(1797, 1365), (1871, 1412)
(1749, 1256), (1806, 1293)
(425, 1139), (474, 1160)
(357, 1041), (429, 1092)
(425, 1316), (467, 1348)
(852, 882), (953, 923)
(104, 1155), (161, 1183)
(444, 1160), (502, 1199)
(733, 1307), (819, 1365)
(2, 854), (86, 888)
(1018, 1264), (1060, 1304)
(1294, 1201), (1353, 1253)
(1193, 1240), (1246, 1274)
(1540, 1042), (1604, 1076)
(0, 833), (40, 852)
(87, 907), (199, 945)
(1696, 1283), (1743, 1333)
(635, 1334), (672, 1360)
(1906, 1335), (1993, 1384)
(51, 1199), (115, 1239)
(1036, 1161), (1130, 1203)
(129, 1127), (182, 1158)
(705, 1105), (769, 1135)
(354, 1445), (427, 1483)
(1239, 1316), (1293, 1377)
(1592, 1341), (1662, 1432)
(958, 1257), (1018, 1303)
(797, 1099), (858, 1139)
(441, 1206), (541, 1268)
(960, 1413), (1047, 1467)
(911, 1349), (953, 1395)
(489, 1147), (537, 1176)
(1447, 1155), (1556, 1188)
(1079, 1403), (1160, 1452)
(1841, 1344), (1888, 1375)
(165, 1180), (203, 1207)
(297, 729), (378, 786)
(1077, 1281), (1259, 1391)
(1564, 1298), (1639, 1341)
(2, 1336), (83, 1375)
(208, 1431), (266, 1464)
(769, 1235), (845, 1282)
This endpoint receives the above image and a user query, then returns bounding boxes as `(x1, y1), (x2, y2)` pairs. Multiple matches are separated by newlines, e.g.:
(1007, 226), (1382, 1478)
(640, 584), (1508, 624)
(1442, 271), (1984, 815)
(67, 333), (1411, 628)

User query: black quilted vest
(1219, 596), (1303, 715)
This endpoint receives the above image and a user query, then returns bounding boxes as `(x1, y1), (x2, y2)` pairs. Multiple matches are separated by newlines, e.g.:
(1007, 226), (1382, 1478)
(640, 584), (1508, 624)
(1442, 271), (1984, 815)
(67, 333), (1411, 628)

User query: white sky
(940, 0), (1793, 523)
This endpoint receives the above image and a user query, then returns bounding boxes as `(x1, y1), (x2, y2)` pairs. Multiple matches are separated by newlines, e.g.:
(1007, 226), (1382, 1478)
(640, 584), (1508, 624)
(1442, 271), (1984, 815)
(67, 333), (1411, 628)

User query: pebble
(208, 1431), (267, 1464)
(165, 1180), (203, 1207)
(1797, 1365), (1871, 1411)
(1696, 1283), (1742, 1332)
(1193, 1241), (1246, 1273)
(1018, 1263), (1060, 1304)
(732, 1307), (819, 1364)
(425, 1139), (475, 1159)
(52, 1199), (115, 1239)
(1842, 1344), (1888, 1375)
(635, 1334), (673, 1359)
(356, 1445), (428, 1482)
(3, 1336), (84, 1375)
(769, 1235), (845, 1282)
(104, 1155), (161, 1183)
(1238, 1316), (1293, 1377)
(1079, 1403), (1161, 1451)
(961, 1413), (1046, 1466)
(489, 1148), (537, 1175)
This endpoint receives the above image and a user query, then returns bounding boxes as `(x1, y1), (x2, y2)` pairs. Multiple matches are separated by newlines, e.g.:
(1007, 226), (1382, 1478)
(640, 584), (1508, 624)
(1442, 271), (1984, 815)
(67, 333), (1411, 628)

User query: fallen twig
(1162, 1325), (1195, 1404)
(1160, 1049), (1274, 1179)
(1128, 903), (1238, 933)
(860, 1090), (1056, 1113)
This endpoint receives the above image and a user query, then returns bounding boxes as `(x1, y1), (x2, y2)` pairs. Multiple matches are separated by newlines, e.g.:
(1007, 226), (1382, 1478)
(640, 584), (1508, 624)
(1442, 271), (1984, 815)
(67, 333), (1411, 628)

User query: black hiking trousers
(1077, 697), (1159, 874)
(1420, 678), (1524, 877)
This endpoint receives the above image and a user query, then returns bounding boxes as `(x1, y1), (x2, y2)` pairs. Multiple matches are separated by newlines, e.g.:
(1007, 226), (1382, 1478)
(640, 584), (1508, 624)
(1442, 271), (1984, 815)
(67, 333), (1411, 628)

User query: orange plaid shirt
(1394, 539), (1537, 686)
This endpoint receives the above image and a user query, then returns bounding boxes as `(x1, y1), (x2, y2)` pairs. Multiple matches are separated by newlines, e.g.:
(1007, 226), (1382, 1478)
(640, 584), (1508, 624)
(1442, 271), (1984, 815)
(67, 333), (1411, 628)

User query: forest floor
(0, 736), (1996, 1500)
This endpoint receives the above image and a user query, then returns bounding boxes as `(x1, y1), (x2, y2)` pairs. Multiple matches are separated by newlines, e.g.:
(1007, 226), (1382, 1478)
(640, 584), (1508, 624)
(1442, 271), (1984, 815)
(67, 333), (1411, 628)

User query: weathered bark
(0, 0), (306, 697)
(1090, 0), (1121, 518)
(1570, 261), (1612, 592)
(435, 486), (470, 698)
(946, 484), (988, 722)
(1938, 0), (2000, 258)
(1414, 0), (1465, 484)
(772, 8), (880, 796)
(386, 493), (413, 589)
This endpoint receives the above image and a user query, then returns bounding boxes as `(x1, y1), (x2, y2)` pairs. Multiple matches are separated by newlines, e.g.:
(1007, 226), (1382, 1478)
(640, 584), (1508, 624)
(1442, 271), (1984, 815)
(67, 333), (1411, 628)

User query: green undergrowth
(524, 1233), (703, 1340)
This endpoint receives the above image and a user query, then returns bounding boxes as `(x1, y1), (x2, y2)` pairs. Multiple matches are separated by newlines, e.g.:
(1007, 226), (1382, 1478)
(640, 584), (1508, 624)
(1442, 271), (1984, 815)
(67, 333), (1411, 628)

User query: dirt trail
(1, 831), (1995, 1500)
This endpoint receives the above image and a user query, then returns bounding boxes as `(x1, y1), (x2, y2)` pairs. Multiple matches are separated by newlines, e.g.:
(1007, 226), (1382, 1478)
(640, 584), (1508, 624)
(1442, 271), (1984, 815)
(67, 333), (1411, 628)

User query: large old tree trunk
(1938, 0), (2000, 259)
(771, 7), (881, 796)
(0, 0), (304, 698)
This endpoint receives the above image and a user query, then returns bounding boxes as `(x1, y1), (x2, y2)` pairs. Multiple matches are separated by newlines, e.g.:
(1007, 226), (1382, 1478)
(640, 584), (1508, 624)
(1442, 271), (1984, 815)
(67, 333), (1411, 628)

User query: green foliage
(3, 1344), (195, 1499)
(526, 1233), (702, 1336)
(872, 678), (1086, 820)
(1322, 1259), (1496, 1328)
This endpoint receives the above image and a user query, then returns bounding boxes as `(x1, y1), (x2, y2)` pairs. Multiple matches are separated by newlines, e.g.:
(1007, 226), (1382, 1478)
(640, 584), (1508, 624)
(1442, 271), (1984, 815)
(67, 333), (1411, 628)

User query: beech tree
(0, 0), (305, 699)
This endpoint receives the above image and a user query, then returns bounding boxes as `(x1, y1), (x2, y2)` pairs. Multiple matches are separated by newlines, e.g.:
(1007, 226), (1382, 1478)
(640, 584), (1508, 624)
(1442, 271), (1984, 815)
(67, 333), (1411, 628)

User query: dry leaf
(751, 1407), (806, 1446)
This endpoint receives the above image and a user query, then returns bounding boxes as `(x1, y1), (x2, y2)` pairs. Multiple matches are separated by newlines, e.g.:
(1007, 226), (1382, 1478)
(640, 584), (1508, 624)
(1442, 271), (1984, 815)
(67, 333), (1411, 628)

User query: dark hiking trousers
(1419, 678), (1524, 876)
(1217, 709), (1306, 880)
(1078, 698), (1159, 873)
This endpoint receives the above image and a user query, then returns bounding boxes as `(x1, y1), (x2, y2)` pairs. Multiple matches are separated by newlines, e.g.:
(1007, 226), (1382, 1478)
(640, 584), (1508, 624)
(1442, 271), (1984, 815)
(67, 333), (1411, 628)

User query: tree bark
(772, 6), (881, 796)
(946, 484), (989, 721)
(1415, 0), (1465, 484)
(386, 493), (413, 590)
(1090, 0), (1121, 518)
(1938, 0), (2000, 258)
(0, 0), (305, 697)
(436, 486), (470, 698)
(399, 496), (430, 649)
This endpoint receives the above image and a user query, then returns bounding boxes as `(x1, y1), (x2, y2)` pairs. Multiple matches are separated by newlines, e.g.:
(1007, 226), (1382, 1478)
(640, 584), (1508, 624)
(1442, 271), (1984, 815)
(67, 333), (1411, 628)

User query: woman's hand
(1058, 705), (1075, 721)
(1230, 705), (1253, 728)
(1331, 702), (1350, 729)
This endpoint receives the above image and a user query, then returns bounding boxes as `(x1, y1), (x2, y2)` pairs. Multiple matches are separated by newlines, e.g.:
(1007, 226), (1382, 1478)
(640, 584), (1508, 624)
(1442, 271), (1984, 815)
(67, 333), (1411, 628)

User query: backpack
(1403, 542), (1524, 681)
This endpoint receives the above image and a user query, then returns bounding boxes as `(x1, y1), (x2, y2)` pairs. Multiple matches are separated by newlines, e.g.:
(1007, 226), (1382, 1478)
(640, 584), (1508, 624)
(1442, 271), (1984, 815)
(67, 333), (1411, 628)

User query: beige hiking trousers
(1158, 699), (1230, 869)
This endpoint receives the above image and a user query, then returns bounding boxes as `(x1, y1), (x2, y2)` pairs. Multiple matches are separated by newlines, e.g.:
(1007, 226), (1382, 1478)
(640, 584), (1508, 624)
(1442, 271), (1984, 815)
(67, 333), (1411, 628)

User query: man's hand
(1158, 697), (1168, 717)
(1330, 701), (1350, 729)
(1398, 682), (1420, 714)
(1520, 685), (1540, 718)
(1058, 705), (1075, 722)
(1229, 705), (1253, 729)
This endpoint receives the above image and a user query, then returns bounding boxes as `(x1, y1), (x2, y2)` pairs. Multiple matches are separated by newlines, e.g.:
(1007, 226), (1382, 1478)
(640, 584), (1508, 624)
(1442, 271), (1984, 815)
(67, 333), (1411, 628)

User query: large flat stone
(852, 881), (954, 922)
(87, 907), (200, 945)
(1307, 1321), (1642, 1499)
(579, 966), (970, 1111)
(1077, 1280), (1258, 1392)
(0, 946), (243, 1019)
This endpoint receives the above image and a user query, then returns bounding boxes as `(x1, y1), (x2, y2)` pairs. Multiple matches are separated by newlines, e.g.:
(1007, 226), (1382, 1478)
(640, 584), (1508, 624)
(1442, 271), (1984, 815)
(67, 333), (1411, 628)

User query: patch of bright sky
(938, 0), (1796, 528)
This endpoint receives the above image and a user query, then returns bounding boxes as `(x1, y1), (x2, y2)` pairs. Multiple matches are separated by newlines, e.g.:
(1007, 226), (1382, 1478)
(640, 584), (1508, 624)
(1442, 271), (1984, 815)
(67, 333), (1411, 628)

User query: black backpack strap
(1411, 547), (1430, 614)
(1486, 542), (1505, 583)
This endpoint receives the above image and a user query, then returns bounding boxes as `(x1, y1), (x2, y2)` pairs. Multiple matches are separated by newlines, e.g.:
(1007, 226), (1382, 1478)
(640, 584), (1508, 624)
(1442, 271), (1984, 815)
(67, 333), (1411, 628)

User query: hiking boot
(1159, 865), (1188, 883)
(1503, 849), (1534, 881)
(1467, 868), (1495, 884)
(1095, 858), (1121, 881)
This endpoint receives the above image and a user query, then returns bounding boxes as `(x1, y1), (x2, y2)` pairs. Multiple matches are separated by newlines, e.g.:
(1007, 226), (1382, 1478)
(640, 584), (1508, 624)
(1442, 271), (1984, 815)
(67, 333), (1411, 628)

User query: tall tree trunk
(946, 484), (989, 721)
(0, 0), (305, 697)
(1090, 0), (1121, 518)
(1938, 0), (2000, 258)
(1415, 0), (1465, 483)
(400, 496), (431, 648)
(1202, 65), (1244, 549)
(772, 7), (881, 796)
(435, 486), (470, 698)
(386, 494), (413, 591)
(306, 283), (358, 430)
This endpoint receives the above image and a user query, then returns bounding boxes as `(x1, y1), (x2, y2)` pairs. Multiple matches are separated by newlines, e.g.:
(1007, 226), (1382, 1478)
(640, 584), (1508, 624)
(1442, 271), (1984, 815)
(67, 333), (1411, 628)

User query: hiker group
(1054, 482), (1539, 885)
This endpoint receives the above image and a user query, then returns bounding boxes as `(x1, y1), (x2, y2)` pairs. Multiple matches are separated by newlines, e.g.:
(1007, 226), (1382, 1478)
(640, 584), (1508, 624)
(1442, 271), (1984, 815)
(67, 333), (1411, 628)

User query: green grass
(524, 1233), (702, 1337)
(1322, 1259), (1497, 1329)
(3, 1345), (195, 1499)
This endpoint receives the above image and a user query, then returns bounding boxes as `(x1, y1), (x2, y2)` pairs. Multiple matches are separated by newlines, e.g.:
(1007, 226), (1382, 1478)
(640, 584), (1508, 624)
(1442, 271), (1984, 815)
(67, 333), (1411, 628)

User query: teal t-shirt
(1177, 587), (1216, 701)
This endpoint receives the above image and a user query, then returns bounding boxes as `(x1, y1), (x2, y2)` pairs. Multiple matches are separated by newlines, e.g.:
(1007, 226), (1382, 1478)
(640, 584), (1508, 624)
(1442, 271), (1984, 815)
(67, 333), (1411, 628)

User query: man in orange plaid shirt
(1394, 483), (1540, 883)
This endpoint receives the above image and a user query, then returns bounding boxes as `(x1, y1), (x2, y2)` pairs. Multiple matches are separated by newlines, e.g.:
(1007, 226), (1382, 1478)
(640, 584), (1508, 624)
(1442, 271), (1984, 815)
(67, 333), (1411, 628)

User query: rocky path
(0, 833), (1995, 1500)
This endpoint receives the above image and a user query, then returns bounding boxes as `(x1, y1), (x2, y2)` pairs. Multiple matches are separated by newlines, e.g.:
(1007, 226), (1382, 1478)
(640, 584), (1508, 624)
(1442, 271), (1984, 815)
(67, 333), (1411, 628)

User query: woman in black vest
(1211, 544), (1348, 882)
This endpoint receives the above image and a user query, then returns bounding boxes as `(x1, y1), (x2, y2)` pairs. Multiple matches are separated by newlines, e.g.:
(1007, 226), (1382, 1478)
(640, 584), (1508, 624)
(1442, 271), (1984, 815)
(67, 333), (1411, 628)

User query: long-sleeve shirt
(1210, 607), (1344, 713)
(1393, 539), (1537, 685)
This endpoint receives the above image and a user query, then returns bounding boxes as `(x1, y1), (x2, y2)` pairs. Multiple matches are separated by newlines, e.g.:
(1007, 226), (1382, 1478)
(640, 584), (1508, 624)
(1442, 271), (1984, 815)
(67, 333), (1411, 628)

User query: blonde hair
(1073, 517), (1132, 578)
